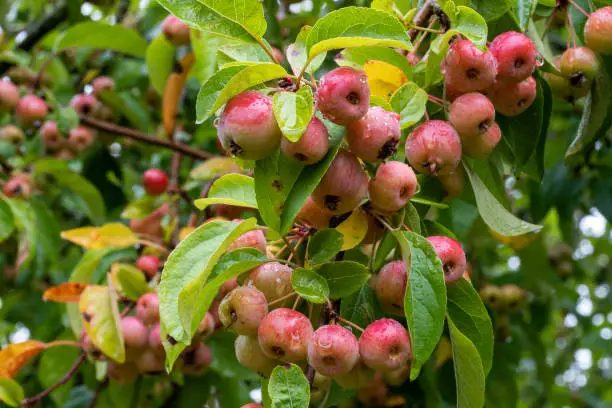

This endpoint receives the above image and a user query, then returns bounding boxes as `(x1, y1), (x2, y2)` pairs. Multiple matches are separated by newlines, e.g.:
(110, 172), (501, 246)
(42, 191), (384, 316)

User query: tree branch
(408, 0), (436, 41)
(79, 116), (214, 161)
(21, 353), (86, 407)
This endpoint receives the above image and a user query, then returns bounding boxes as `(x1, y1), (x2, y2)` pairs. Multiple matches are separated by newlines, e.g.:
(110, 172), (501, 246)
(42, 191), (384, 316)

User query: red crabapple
(462, 122), (501, 158)
(136, 293), (160, 326)
(311, 149), (368, 214)
(584, 7), (612, 54)
(121, 316), (149, 349)
(296, 196), (334, 229)
(427, 235), (467, 284)
(489, 31), (538, 83)
(136, 255), (161, 279)
(161, 15), (191, 46)
(258, 308), (313, 362)
(281, 116), (329, 165)
(559, 47), (599, 98)
(406, 52), (420, 65)
(235, 335), (277, 377)
(311, 373), (332, 403)
(438, 168), (465, 200)
(71, 94), (98, 115)
(40, 121), (63, 151)
(333, 358), (375, 389)
(68, 126), (95, 152)
(0, 125), (25, 147)
(317, 67), (370, 125)
(148, 323), (164, 356)
(368, 161), (418, 214)
(181, 343), (212, 375)
(241, 405), (263, 408)
(2, 174), (32, 198)
(107, 361), (139, 384)
(442, 40), (498, 92)
(16, 94), (48, 128)
(91, 76), (115, 95)
(359, 318), (411, 372)
(218, 286), (268, 336)
(217, 91), (281, 160)
(346, 106), (401, 162)
(136, 349), (165, 374)
(196, 312), (216, 339)
(227, 228), (267, 253)
(375, 260), (407, 316)
(0, 81), (19, 112)
(405, 120), (462, 176)
(307, 325), (359, 376)
(142, 168), (168, 196)
(489, 76), (537, 116)
(449, 93), (495, 140)
(245, 262), (294, 304)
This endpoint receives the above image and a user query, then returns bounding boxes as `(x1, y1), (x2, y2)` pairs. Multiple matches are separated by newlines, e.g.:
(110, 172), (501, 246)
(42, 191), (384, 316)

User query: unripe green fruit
(383, 363), (411, 386)
(218, 286), (268, 336)
(0, 125), (25, 147)
(479, 284), (502, 309)
(310, 373), (332, 404)
(235, 335), (277, 378)
(544, 59), (575, 102)
(584, 7), (612, 54)
(368, 161), (418, 214)
(499, 284), (526, 313)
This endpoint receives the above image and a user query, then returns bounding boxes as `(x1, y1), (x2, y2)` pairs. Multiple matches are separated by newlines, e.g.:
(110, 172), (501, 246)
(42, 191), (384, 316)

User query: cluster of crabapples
(0, 75), (116, 198)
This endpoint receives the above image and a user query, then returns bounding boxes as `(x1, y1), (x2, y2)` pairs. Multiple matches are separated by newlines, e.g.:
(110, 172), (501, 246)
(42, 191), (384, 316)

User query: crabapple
(272, 46), (285, 64)
(280, 116), (329, 164)
(489, 76), (537, 116)
(359, 318), (411, 372)
(479, 284), (502, 309)
(68, 126), (95, 152)
(296, 196), (334, 229)
(406, 52), (420, 65)
(129, 204), (167, 238)
(181, 343), (212, 375)
(161, 15), (191, 46)
(499, 284), (526, 313)
(142, 168), (168, 196)
(241, 405), (263, 408)
(307, 324), (359, 376)
(310, 373), (332, 403)
(489, 31), (538, 83)
(405, 120), (462, 176)
(317, 67), (370, 125)
(136, 293), (160, 326)
(258, 308), (313, 362)
(357, 373), (389, 406)
(0, 81), (19, 112)
(235, 335), (277, 378)
(438, 168), (465, 200)
(311, 149), (368, 214)
(121, 316), (149, 349)
(383, 363), (411, 386)
(107, 361), (139, 384)
(148, 323), (164, 356)
(449, 93), (495, 140)
(136, 255), (161, 279)
(196, 312), (216, 339)
(91, 76), (115, 95)
(2, 174), (32, 198)
(584, 6), (612, 54)
(368, 161), (418, 214)
(374, 260), (407, 316)
(40, 121), (63, 151)
(227, 228), (267, 253)
(442, 39), (498, 92)
(0, 125), (25, 147)
(136, 349), (165, 374)
(16, 94), (48, 128)
(217, 277), (239, 300)
(217, 91), (281, 160)
(462, 122), (501, 158)
(333, 358), (375, 389)
(559, 47), (599, 98)
(544, 58), (574, 101)
(71, 94), (98, 115)
(346, 106), (401, 162)
(246, 262), (294, 304)
(427, 236), (467, 284)
(218, 286), (268, 336)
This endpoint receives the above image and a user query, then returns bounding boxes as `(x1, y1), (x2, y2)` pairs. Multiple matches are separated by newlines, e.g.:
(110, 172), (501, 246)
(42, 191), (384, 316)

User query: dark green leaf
(290, 267), (330, 304)
(308, 229), (344, 265)
(340, 284), (384, 332)
(268, 363), (310, 408)
(0, 198), (15, 242)
(55, 22), (147, 57)
(316, 261), (371, 299)
(514, 0), (537, 31)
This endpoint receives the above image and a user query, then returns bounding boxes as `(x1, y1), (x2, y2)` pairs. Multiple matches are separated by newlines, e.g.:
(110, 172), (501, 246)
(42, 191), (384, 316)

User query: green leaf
(156, 0), (266, 44)
(306, 7), (412, 64)
(337, 46), (415, 79)
(287, 26), (326, 76)
(0, 198), (15, 242)
(159, 218), (258, 368)
(195, 65), (250, 123)
(315, 261), (371, 299)
(340, 284), (384, 332)
(0, 378), (24, 407)
(448, 318), (486, 408)
(38, 334), (80, 406)
(208, 331), (260, 380)
(290, 267), (330, 304)
(146, 34), (175, 95)
(463, 162), (542, 236)
(273, 86), (314, 142)
(191, 31), (221, 84)
(110, 263), (152, 301)
(55, 22), (147, 57)
(566, 55), (612, 157)
(34, 159), (106, 224)
(268, 364), (310, 408)
(97, 90), (150, 131)
(446, 279), (494, 376)
(308, 229), (344, 265)
(4, 198), (37, 272)
(56, 106), (80, 136)
(514, 0), (537, 31)
(390, 82), (428, 129)
(194, 174), (258, 211)
(393, 231), (446, 379)
(470, 0), (513, 22)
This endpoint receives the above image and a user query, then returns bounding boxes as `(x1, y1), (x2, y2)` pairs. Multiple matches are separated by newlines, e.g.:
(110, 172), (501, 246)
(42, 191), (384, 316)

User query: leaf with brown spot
(163, 53), (195, 138)
(42, 282), (90, 303)
(0, 340), (46, 378)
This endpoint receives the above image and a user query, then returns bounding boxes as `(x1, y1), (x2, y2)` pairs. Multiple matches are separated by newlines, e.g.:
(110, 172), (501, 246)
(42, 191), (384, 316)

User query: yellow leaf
(364, 60), (408, 101)
(61, 223), (137, 250)
(189, 157), (240, 181)
(335, 210), (368, 250)
(0, 340), (46, 378)
(488, 228), (539, 250)
(42, 282), (89, 303)
(60, 227), (98, 248)
(435, 336), (452, 368)
(79, 285), (125, 363)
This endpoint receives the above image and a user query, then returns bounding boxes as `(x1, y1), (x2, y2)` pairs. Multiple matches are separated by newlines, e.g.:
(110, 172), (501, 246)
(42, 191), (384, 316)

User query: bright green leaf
(291, 267), (330, 304)
(316, 261), (371, 299)
(195, 64), (250, 123)
(0, 198), (15, 242)
(390, 82), (428, 129)
(308, 228), (344, 265)
(268, 363), (310, 408)
(0, 378), (24, 407)
(273, 86), (314, 142)
(194, 173), (258, 211)
(448, 318), (486, 408)
(110, 263), (153, 301)
(55, 22), (147, 57)
(146, 34), (175, 95)
(287, 26), (326, 76)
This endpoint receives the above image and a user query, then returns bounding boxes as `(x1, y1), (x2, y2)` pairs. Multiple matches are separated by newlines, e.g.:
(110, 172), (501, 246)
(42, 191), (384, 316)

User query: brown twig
(86, 378), (109, 408)
(21, 353), (86, 407)
(408, 0), (436, 41)
(79, 116), (214, 161)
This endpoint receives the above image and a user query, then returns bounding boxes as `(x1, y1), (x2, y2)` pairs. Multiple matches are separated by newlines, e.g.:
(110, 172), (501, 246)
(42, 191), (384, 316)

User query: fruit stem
(292, 295), (302, 310)
(566, 7), (578, 48)
(46, 340), (81, 348)
(268, 291), (298, 307)
(373, 214), (395, 231)
(136, 239), (170, 254)
(568, 0), (590, 17)
(427, 94), (451, 107)
(336, 316), (365, 333)
(283, 236), (303, 265)
(21, 353), (86, 406)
